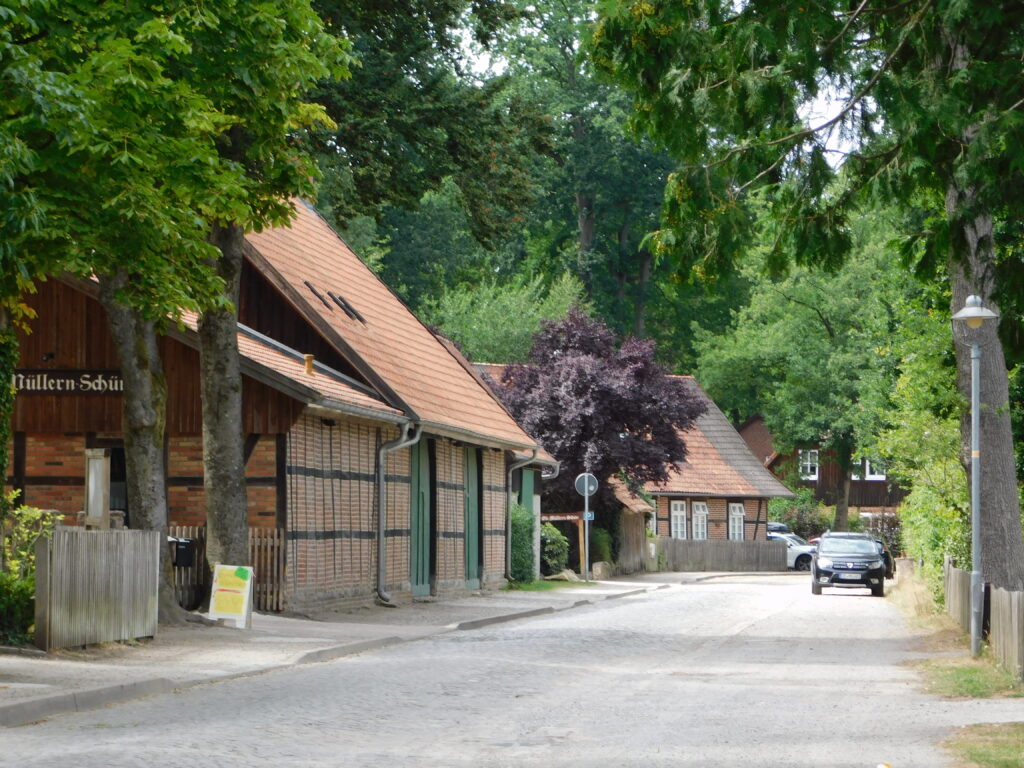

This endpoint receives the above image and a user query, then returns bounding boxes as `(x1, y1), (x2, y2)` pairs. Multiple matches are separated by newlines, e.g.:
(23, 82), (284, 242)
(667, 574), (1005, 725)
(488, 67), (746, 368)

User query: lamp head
(952, 295), (999, 329)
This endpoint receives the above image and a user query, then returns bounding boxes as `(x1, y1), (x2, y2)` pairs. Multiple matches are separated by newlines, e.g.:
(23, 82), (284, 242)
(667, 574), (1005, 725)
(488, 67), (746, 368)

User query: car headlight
(868, 559), (883, 569)
(816, 557), (832, 568)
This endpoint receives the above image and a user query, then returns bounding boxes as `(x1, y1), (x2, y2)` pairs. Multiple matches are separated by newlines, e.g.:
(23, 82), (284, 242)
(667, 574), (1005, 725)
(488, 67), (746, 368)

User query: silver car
(768, 532), (816, 571)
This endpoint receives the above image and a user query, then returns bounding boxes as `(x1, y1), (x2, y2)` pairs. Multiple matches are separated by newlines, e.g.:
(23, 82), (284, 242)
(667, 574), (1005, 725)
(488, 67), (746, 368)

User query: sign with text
(208, 564), (254, 628)
(14, 369), (124, 395)
(540, 512), (582, 522)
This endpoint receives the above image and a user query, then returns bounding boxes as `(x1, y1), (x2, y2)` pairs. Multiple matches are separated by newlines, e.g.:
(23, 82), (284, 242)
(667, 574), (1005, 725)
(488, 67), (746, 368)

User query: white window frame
(798, 449), (819, 481)
(692, 501), (709, 540)
(864, 459), (886, 481)
(728, 503), (745, 541)
(670, 500), (687, 540)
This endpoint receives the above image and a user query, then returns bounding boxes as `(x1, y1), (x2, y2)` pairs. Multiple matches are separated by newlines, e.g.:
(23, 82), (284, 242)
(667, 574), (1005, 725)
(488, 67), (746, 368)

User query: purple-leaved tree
(499, 308), (705, 534)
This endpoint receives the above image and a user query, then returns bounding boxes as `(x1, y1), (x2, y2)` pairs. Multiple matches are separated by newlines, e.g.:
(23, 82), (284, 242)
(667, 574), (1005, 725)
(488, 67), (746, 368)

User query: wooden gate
(169, 526), (285, 613)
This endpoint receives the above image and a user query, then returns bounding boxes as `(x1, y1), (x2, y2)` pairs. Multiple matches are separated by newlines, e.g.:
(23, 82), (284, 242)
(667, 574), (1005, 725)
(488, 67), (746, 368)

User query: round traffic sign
(574, 472), (598, 497)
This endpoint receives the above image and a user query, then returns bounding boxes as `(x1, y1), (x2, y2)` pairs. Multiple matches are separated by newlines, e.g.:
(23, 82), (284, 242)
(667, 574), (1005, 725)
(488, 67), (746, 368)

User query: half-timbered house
(8, 200), (556, 611)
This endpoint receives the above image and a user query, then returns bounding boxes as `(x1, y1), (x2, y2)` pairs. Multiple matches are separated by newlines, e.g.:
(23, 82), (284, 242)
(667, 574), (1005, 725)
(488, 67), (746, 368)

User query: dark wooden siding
(776, 450), (907, 508)
(13, 278), (303, 435)
(238, 260), (361, 380)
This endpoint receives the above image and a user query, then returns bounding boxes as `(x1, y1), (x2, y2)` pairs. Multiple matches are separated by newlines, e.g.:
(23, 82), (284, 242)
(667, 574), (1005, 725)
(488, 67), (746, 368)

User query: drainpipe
(377, 423), (421, 605)
(506, 449), (538, 580)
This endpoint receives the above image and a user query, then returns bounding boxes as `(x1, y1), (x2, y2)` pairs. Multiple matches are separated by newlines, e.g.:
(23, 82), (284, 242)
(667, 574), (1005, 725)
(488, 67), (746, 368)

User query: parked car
(808, 532), (893, 579)
(767, 532), (815, 571)
(767, 521), (792, 534)
(810, 532), (887, 596)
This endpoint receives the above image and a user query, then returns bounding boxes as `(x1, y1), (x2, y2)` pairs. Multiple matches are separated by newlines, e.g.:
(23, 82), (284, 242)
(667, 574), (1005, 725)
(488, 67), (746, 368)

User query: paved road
(3, 574), (1011, 767)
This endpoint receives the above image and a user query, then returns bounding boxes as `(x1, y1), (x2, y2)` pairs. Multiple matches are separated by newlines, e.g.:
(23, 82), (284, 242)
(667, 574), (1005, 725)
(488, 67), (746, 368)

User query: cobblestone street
(5, 574), (1017, 767)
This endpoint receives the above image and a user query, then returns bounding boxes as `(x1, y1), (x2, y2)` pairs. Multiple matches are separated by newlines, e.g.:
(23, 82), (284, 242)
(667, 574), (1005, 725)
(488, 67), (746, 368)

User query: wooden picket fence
(944, 557), (1024, 681)
(168, 526), (285, 613)
(943, 557), (971, 632)
(990, 586), (1024, 680)
(35, 528), (160, 651)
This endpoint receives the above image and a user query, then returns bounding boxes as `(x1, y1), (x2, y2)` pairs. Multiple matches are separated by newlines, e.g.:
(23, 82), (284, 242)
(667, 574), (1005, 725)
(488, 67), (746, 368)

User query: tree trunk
(198, 222), (249, 568)
(832, 472), (851, 531)
(634, 247), (652, 338)
(576, 191), (596, 259)
(947, 190), (1024, 591)
(97, 271), (187, 623)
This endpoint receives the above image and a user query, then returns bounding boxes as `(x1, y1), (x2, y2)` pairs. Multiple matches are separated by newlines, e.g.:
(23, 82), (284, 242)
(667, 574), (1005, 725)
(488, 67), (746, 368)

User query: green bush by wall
(509, 504), (535, 582)
(0, 572), (34, 645)
(540, 523), (569, 575)
(590, 527), (613, 563)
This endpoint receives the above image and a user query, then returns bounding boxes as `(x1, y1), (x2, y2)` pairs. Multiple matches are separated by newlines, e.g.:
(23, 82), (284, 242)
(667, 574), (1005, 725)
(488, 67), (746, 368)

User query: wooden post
(577, 519), (585, 576)
(34, 536), (51, 652)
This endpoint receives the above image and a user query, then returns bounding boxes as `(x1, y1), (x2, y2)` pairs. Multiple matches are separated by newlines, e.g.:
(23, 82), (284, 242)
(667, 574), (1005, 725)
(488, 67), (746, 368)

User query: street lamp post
(951, 294), (999, 657)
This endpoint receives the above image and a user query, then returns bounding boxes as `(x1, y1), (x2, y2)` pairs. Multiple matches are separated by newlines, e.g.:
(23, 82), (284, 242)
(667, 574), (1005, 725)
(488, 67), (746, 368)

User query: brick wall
(433, 440), (465, 594)
(382, 430), (410, 595)
(166, 435), (281, 528)
(168, 436), (205, 526)
(656, 495), (769, 541)
(285, 411), (381, 612)
(482, 450), (506, 586)
(17, 434), (84, 523)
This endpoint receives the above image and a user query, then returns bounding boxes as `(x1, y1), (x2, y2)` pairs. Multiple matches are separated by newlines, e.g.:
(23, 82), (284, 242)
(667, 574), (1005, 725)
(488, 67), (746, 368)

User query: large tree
(591, 0), (1024, 589)
(2, 1), (251, 617)
(2, 1), (350, 617)
(311, 0), (544, 248)
(178, 1), (350, 571)
(695, 221), (914, 529)
(498, 308), (705, 532)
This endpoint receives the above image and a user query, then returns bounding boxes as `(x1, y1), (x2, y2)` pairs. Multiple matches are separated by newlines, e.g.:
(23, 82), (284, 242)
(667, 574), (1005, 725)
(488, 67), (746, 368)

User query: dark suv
(810, 532), (887, 597)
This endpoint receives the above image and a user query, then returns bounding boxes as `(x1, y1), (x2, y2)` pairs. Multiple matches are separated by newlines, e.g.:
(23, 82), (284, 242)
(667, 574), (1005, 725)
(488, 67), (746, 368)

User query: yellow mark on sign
(212, 591), (244, 615)
(215, 568), (249, 590)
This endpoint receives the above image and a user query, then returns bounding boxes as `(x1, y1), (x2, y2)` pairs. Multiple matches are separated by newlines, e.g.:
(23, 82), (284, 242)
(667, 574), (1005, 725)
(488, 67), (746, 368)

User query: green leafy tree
(181, 1), (351, 571)
(875, 292), (970, 597)
(2, 2), (350, 618)
(592, 0), (1024, 589)
(695, 229), (912, 529)
(311, 0), (544, 247)
(491, 0), (677, 339)
(424, 272), (587, 363)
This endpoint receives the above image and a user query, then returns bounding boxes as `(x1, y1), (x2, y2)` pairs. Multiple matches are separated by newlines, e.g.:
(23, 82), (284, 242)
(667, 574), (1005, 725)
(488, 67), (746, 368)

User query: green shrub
(768, 488), (832, 539)
(590, 527), (613, 563)
(540, 522), (569, 576)
(0, 572), (34, 645)
(1, 502), (57, 580)
(509, 504), (535, 582)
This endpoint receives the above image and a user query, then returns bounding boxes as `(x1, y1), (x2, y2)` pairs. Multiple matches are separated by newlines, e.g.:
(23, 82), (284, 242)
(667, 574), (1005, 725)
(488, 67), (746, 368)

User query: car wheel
(871, 582), (885, 597)
(811, 580), (822, 595)
(795, 555), (811, 571)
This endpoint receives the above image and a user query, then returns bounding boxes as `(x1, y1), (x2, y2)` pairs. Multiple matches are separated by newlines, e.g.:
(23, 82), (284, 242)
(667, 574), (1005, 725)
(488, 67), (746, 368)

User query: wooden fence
(35, 528), (160, 651)
(944, 558), (1024, 681)
(943, 557), (971, 632)
(658, 539), (787, 572)
(168, 526), (285, 613)
(990, 587), (1024, 680)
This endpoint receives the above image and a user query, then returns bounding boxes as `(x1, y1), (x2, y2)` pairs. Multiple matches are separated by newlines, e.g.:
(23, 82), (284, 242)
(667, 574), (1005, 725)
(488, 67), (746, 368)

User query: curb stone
(0, 678), (176, 728)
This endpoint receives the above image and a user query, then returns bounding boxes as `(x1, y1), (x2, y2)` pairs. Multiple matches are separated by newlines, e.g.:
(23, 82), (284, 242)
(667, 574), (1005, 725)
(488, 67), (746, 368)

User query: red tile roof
(646, 377), (794, 499)
(245, 201), (542, 450)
